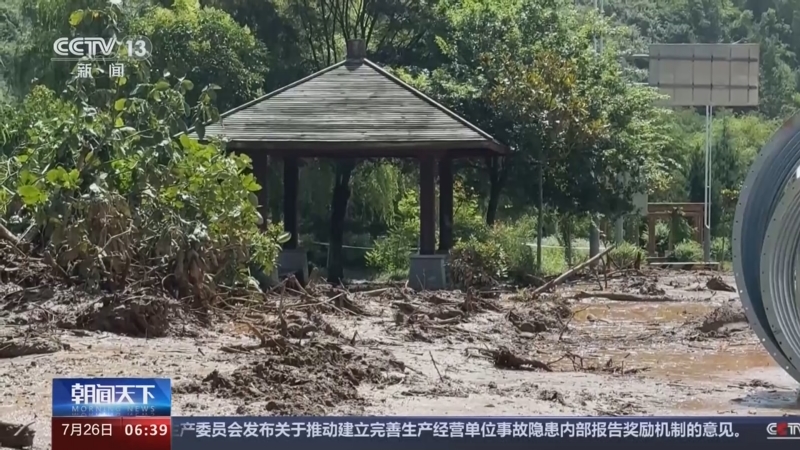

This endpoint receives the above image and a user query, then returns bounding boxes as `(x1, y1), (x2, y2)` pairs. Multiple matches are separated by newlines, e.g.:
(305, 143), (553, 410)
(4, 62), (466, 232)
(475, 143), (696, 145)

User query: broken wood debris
(0, 420), (35, 449)
(469, 347), (553, 372)
(530, 245), (616, 297)
(706, 276), (736, 292)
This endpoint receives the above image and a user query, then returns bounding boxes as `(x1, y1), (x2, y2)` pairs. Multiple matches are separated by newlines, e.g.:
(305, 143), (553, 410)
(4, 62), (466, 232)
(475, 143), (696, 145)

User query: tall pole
(703, 105), (713, 261)
(587, 0), (604, 259)
(593, 0), (624, 243)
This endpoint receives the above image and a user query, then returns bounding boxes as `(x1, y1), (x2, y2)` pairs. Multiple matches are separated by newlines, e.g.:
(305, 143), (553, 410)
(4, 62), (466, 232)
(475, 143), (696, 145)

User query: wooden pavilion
(192, 40), (507, 289)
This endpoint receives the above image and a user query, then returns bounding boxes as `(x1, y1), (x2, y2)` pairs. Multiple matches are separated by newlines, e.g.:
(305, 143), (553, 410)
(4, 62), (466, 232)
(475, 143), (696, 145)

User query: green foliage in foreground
(0, 4), (283, 297)
(672, 240), (704, 263)
(608, 242), (644, 270)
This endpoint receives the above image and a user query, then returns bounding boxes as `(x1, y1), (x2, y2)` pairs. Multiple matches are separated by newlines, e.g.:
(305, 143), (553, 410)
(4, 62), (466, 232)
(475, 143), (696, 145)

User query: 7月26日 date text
(52, 417), (171, 450)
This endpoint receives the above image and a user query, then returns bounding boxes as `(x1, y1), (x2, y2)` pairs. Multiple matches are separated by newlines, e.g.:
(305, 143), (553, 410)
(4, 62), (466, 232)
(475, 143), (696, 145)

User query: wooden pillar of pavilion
(438, 157), (454, 253)
(277, 156), (308, 284)
(409, 155), (447, 290)
(283, 157), (299, 249)
(418, 156), (437, 254)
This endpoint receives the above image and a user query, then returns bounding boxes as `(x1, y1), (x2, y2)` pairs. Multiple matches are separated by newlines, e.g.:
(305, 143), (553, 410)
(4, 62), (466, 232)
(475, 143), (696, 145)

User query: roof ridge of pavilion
(357, 58), (502, 147)
(206, 60), (347, 129)
(184, 57), (506, 153)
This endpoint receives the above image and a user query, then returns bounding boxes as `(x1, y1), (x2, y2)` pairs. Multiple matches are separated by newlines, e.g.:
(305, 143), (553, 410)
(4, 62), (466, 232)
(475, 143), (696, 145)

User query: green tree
(129, 0), (269, 111)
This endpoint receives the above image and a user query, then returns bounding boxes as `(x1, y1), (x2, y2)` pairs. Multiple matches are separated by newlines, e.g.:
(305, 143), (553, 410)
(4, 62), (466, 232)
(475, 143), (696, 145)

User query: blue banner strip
(171, 416), (799, 450)
(52, 378), (171, 417)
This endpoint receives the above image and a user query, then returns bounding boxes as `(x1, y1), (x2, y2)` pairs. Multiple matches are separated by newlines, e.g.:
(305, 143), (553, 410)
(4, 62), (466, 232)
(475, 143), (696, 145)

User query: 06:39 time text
(125, 423), (169, 436)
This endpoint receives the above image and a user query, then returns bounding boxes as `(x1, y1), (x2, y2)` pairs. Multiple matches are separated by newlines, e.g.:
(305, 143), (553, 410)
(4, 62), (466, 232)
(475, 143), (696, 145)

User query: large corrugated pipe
(733, 115), (800, 383)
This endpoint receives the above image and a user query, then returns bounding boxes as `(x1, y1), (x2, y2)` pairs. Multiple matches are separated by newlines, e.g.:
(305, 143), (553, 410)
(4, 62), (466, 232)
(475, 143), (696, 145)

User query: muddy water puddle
(617, 348), (774, 379)
(567, 300), (775, 381)
(572, 302), (713, 323)
(676, 394), (798, 412)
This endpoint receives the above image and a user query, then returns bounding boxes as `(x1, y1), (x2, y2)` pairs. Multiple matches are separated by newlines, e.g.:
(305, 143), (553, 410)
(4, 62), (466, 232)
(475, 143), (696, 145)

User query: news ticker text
(176, 418), (737, 439)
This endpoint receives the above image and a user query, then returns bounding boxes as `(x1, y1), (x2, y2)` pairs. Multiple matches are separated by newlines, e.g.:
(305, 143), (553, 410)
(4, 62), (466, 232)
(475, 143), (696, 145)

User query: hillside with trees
(0, 0), (796, 284)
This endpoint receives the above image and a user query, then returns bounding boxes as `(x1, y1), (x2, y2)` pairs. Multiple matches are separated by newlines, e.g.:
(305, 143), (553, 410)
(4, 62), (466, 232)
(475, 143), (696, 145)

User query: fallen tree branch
(360, 287), (391, 297)
(706, 276), (735, 292)
(530, 245), (616, 297)
(0, 223), (20, 246)
(0, 420), (35, 449)
(471, 347), (553, 372)
(573, 291), (679, 302)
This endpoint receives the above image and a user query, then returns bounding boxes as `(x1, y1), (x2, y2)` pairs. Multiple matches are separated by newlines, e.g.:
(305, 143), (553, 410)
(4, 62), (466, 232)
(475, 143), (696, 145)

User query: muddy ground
(1, 268), (799, 449)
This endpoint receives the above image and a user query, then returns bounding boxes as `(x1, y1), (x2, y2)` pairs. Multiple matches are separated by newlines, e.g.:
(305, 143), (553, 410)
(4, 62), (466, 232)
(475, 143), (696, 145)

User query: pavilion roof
(191, 56), (507, 158)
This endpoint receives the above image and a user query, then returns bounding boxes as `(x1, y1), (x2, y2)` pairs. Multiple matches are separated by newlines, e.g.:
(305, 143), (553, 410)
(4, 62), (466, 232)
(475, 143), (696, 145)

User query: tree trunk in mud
(486, 156), (508, 225)
(562, 215), (573, 267)
(536, 153), (544, 275)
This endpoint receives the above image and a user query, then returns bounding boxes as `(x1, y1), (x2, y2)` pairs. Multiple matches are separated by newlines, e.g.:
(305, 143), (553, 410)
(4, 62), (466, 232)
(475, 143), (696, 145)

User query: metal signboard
(648, 44), (759, 107)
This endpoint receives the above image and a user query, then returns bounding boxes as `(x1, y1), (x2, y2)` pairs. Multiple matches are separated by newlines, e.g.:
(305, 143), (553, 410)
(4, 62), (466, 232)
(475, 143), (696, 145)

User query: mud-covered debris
(429, 309), (464, 321)
(1, 286), (55, 310)
(698, 302), (747, 333)
(706, 277), (736, 292)
(71, 295), (186, 337)
(461, 289), (502, 314)
(393, 301), (419, 315)
(425, 293), (460, 306)
(180, 341), (396, 415)
(508, 301), (572, 333)
(401, 384), (471, 398)
(638, 281), (666, 296)
(408, 329), (434, 343)
(596, 357), (648, 375)
(538, 389), (567, 405)
(479, 347), (552, 371)
(685, 283), (706, 291)
(507, 311), (547, 333)
(738, 379), (776, 389)
(392, 301), (464, 324)
(308, 312), (342, 337)
(566, 353), (648, 375)
(328, 290), (368, 315)
(0, 242), (55, 288)
(264, 311), (342, 339)
(0, 336), (66, 358)
(0, 420), (35, 449)
(626, 277), (664, 295)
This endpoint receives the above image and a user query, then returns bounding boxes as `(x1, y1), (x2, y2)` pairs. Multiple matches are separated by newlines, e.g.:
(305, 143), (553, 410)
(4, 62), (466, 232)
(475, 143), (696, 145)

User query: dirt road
(1, 270), (798, 449)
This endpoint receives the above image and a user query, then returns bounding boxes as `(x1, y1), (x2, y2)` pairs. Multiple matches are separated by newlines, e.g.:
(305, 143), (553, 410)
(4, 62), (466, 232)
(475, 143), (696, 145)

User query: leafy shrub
(0, 6), (283, 299)
(672, 240), (703, 262)
(711, 237), (731, 262)
(531, 236), (589, 276)
(452, 182), (489, 241)
(365, 190), (418, 273)
(448, 237), (507, 288)
(641, 218), (695, 256)
(608, 242), (644, 269)
(568, 238), (591, 266)
(366, 182), (487, 274)
(490, 215), (536, 279)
